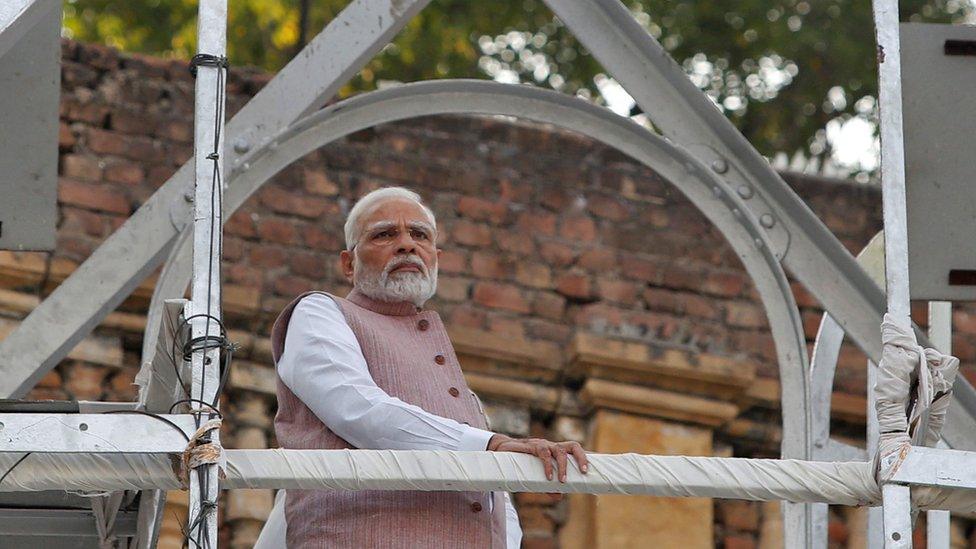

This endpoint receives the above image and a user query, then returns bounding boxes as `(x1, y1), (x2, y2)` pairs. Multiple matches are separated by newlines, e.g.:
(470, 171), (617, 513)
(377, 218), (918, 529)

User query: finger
(536, 446), (554, 481)
(554, 445), (569, 483)
(569, 443), (589, 474)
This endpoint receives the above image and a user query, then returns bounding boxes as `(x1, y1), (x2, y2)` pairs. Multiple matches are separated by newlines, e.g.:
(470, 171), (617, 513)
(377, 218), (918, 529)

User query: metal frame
(2, 0), (976, 547)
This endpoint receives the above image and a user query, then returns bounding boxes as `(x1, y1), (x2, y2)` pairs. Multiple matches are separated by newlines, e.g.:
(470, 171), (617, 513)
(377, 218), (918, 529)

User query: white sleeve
(277, 293), (494, 451)
(504, 492), (523, 549)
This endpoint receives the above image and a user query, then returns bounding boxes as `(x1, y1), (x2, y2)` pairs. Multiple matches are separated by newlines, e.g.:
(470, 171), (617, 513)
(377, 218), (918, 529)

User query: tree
(62, 0), (974, 179)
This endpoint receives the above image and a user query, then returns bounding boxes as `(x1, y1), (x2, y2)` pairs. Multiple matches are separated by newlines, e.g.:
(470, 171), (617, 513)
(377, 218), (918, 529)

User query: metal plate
(902, 23), (976, 300)
(0, 0), (59, 251)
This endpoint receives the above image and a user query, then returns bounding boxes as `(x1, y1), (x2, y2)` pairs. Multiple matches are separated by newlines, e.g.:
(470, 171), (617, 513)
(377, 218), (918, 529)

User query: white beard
(354, 254), (438, 307)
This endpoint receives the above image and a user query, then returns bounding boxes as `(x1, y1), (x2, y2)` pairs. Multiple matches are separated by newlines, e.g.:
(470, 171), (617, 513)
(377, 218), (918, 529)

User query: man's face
(339, 198), (440, 305)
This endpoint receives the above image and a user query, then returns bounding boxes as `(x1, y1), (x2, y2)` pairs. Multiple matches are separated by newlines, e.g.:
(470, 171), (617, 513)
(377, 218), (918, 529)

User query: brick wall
(3, 39), (975, 546)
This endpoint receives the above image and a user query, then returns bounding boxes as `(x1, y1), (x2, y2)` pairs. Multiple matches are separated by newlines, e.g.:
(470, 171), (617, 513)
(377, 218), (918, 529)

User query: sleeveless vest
(272, 289), (506, 548)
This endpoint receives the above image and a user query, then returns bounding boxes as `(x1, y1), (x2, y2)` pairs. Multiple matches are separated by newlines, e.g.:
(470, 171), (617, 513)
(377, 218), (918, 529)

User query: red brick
(587, 194), (629, 221)
(61, 207), (107, 237)
(256, 218), (299, 245)
(64, 362), (108, 400)
(718, 500), (759, 532)
(273, 275), (315, 296)
(642, 208), (670, 228)
(303, 168), (339, 196)
(458, 196), (507, 223)
(157, 120), (193, 143)
(577, 247), (616, 270)
(436, 276), (470, 302)
(682, 293), (721, 320)
(78, 42), (119, 70)
(791, 280), (820, 309)
(110, 106), (156, 134)
(538, 241), (576, 267)
(559, 215), (597, 243)
(453, 220), (492, 247)
(59, 123), (76, 150)
(225, 263), (264, 287)
(516, 211), (556, 236)
(726, 301), (768, 329)
(597, 276), (638, 303)
(488, 315), (526, 338)
(472, 282), (530, 313)
(61, 154), (102, 181)
(471, 251), (510, 280)
(555, 272), (592, 300)
(515, 262), (552, 289)
(259, 186), (334, 219)
(661, 263), (702, 291)
(438, 249), (467, 274)
(58, 179), (130, 214)
(109, 368), (138, 400)
(723, 534), (756, 549)
(290, 251), (331, 279)
(301, 224), (342, 251)
(620, 255), (663, 283)
(249, 245), (287, 268)
(531, 292), (565, 320)
(496, 230), (536, 256)
(62, 98), (109, 125)
(449, 306), (487, 329)
(104, 160), (144, 185)
(87, 128), (130, 156)
(226, 211), (257, 238)
(703, 270), (747, 297)
(147, 164), (176, 187)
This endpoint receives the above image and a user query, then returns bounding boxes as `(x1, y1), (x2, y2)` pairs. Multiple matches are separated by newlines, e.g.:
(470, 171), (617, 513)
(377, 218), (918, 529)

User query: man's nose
(394, 231), (418, 254)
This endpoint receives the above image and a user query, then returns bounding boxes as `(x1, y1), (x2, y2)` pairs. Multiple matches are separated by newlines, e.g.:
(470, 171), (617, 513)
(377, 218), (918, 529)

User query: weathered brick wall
(3, 39), (974, 546)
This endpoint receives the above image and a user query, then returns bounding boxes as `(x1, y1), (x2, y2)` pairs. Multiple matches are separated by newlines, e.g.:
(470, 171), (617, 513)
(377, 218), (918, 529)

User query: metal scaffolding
(1, 0), (975, 547)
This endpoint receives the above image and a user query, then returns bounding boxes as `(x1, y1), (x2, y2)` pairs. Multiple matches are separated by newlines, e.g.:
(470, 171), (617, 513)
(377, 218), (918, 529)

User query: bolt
(737, 185), (754, 199)
(711, 158), (729, 174)
(183, 191), (194, 203)
(233, 137), (250, 154)
(760, 213), (775, 228)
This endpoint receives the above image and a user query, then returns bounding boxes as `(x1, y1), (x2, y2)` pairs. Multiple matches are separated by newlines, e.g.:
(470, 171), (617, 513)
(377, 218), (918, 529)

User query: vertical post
(188, 0), (227, 547)
(926, 301), (952, 548)
(867, 359), (885, 548)
(882, 484), (913, 548)
(871, 0), (911, 326)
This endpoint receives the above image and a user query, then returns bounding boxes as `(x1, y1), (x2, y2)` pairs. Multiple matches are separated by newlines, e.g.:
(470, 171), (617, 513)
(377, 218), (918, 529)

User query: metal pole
(926, 301), (952, 548)
(872, 0), (911, 325)
(188, 0), (227, 546)
(882, 484), (913, 548)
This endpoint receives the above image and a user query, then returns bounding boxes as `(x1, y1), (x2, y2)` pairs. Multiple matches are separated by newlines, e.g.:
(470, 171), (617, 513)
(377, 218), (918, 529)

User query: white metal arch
(142, 79), (816, 540)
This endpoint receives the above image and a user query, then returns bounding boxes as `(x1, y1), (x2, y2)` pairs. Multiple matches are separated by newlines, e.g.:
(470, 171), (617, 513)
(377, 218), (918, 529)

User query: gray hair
(343, 187), (437, 250)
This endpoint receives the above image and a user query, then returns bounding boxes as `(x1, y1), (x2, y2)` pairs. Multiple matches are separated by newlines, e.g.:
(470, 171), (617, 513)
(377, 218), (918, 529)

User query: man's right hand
(487, 434), (588, 483)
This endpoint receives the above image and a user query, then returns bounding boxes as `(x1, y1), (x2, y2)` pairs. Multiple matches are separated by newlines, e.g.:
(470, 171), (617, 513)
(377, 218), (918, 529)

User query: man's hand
(487, 434), (589, 483)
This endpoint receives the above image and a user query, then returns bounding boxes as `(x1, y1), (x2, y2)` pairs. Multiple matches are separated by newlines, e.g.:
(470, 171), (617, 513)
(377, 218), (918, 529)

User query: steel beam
(0, 0), (58, 59)
(0, 0), (433, 398)
(204, 78), (810, 475)
(0, 413), (195, 452)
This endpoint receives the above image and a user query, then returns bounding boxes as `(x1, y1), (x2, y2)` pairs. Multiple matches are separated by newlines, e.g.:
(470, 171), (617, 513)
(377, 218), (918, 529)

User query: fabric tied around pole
(180, 417), (226, 489)
(875, 314), (959, 483)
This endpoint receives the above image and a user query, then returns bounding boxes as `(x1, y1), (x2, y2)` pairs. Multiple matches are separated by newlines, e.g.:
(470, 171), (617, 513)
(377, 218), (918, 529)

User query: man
(256, 186), (588, 548)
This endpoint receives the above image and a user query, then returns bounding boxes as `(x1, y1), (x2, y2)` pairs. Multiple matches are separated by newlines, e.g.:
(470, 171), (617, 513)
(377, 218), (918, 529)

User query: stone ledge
(580, 378), (739, 428)
(743, 377), (866, 425)
(449, 326), (563, 382)
(571, 332), (755, 401)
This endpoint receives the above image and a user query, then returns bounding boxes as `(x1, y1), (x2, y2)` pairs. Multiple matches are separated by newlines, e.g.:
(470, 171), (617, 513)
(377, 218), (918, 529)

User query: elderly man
(256, 186), (588, 548)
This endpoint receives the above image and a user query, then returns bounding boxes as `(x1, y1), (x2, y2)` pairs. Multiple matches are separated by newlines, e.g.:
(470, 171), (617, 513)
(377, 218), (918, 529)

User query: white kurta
(255, 293), (523, 548)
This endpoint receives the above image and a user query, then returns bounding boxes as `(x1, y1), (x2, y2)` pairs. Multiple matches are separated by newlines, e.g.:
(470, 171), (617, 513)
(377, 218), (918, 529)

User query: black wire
(0, 453), (31, 487)
(102, 410), (191, 443)
(168, 399), (224, 419)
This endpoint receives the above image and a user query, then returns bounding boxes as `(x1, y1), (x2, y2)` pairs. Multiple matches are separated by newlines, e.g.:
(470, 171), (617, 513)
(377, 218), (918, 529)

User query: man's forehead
(360, 198), (433, 226)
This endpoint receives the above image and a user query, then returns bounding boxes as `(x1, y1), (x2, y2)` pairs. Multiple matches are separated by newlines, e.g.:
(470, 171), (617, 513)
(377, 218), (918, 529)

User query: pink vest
(272, 289), (506, 548)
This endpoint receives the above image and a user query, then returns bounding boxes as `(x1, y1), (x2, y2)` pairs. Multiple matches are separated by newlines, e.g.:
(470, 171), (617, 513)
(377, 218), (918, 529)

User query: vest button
(448, 387), (460, 397)
(471, 502), (483, 513)
(417, 319), (429, 331)
(434, 354), (446, 365)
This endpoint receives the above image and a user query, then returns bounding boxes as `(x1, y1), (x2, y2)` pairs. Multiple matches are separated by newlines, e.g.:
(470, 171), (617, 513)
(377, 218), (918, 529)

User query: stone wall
(3, 39), (975, 546)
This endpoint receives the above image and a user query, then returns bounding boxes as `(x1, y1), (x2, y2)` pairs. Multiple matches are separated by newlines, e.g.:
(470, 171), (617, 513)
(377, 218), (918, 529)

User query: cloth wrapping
(874, 314), (959, 482)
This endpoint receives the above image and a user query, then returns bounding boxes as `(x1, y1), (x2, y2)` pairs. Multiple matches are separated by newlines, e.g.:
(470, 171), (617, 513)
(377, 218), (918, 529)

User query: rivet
(233, 137), (250, 154)
(79, 423), (88, 432)
(737, 185), (754, 199)
(711, 159), (729, 174)
(760, 214), (775, 228)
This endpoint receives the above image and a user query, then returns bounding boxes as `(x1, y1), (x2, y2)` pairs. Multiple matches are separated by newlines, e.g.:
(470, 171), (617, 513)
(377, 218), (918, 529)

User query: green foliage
(62, 0), (973, 177)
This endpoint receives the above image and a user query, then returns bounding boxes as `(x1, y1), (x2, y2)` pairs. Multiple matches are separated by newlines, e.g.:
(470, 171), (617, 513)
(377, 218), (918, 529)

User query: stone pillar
(559, 333), (754, 549)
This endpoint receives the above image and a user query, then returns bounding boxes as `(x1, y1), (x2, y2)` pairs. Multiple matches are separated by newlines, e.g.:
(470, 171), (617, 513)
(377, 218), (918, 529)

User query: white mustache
(384, 256), (428, 277)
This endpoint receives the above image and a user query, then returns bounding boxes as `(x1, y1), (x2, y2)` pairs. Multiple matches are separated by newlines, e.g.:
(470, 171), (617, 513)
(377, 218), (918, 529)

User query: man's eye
(411, 230), (429, 240)
(373, 230), (393, 239)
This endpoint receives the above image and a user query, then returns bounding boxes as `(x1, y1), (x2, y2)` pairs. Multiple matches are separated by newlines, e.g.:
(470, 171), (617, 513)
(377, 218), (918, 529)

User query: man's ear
(339, 250), (354, 281)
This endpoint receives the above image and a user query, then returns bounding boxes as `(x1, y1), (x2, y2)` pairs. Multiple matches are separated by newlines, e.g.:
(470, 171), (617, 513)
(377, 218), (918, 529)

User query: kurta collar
(345, 288), (423, 316)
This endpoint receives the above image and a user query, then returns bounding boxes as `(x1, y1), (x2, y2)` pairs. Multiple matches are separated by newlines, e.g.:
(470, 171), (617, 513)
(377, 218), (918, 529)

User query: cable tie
(188, 54), (229, 78)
